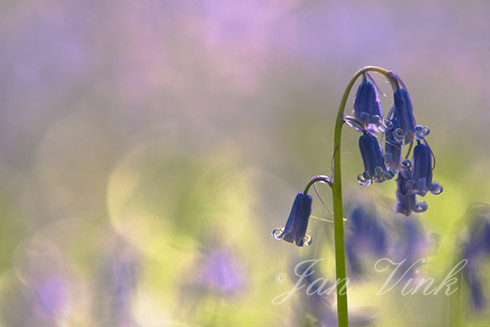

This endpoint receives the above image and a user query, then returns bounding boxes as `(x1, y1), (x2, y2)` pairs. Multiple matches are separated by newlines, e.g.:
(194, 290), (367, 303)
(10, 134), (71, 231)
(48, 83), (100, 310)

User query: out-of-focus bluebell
(353, 75), (383, 133)
(11, 238), (69, 320)
(384, 118), (403, 174)
(199, 249), (245, 295)
(395, 160), (428, 216)
(95, 240), (140, 327)
(406, 141), (443, 197)
(462, 207), (490, 310)
(345, 203), (388, 276)
(292, 259), (374, 326)
(392, 216), (430, 279)
(357, 133), (394, 186)
(272, 192), (313, 246)
(33, 276), (67, 318)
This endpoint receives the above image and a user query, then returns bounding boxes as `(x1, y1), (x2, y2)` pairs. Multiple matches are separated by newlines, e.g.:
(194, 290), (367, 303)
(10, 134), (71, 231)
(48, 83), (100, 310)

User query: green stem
(449, 219), (466, 327)
(331, 66), (391, 327)
(303, 175), (332, 194)
(449, 269), (462, 327)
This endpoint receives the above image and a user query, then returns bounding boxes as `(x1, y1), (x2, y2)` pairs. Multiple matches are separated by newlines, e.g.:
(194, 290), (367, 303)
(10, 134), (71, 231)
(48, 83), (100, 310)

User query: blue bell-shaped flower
(384, 118), (403, 173)
(358, 133), (394, 186)
(407, 141), (443, 197)
(353, 76), (383, 133)
(393, 88), (417, 143)
(395, 160), (428, 216)
(272, 192), (313, 246)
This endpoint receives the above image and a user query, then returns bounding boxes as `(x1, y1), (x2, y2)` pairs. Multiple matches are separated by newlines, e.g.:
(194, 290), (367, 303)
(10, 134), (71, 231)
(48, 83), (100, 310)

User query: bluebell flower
(391, 88), (431, 143)
(272, 192), (313, 246)
(384, 118), (403, 173)
(95, 241), (139, 326)
(34, 277), (67, 318)
(393, 216), (430, 279)
(353, 75), (383, 133)
(392, 88), (417, 143)
(462, 209), (490, 309)
(406, 141), (443, 197)
(345, 204), (388, 275)
(357, 133), (394, 186)
(200, 250), (245, 295)
(395, 160), (428, 216)
(292, 259), (374, 326)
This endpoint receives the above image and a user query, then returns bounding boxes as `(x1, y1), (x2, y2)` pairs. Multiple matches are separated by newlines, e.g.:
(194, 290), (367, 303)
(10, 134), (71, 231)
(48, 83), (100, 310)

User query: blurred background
(0, 0), (489, 326)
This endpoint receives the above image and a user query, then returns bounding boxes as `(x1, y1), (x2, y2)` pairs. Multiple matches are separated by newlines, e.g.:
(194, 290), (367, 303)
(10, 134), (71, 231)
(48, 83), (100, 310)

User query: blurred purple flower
(272, 192), (313, 247)
(111, 258), (138, 326)
(392, 216), (430, 279)
(33, 276), (67, 318)
(462, 208), (490, 310)
(345, 204), (388, 276)
(293, 260), (374, 326)
(199, 250), (245, 296)
(94, 240), (139, 327)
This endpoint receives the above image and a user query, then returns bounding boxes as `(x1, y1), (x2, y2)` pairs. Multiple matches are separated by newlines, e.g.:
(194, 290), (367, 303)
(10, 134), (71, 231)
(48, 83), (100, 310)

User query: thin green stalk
(331, 66), (391, 327)
(449, 268), (462, 327)
(449, 218), (466, 327)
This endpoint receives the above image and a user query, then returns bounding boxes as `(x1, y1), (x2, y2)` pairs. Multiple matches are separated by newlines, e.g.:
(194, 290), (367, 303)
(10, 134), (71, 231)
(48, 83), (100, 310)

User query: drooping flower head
(394, 160), (428, 216)
(407, 141), (443, 197)
(357, 133), (394, 186)
(384, 117), (403, 173)
(353, 74), (383, 133)
(272, 192), (313, 246)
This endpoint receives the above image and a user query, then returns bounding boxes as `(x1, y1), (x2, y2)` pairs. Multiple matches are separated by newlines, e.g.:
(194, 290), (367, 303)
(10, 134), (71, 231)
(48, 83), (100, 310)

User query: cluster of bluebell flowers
(346, 72), (442, 216)
(272, 69), (442, 250)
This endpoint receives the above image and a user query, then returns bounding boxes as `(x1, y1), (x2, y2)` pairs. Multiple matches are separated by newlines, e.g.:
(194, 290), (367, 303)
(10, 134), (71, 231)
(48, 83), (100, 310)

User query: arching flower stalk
(272, 67), (443, 327)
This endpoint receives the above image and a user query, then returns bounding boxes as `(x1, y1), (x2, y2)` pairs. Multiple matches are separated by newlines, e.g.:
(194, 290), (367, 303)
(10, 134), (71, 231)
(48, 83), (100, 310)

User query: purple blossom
(392, 88), (417, 143)
(199, 250), (245, 295)
(395, 160), (428, 216)
(272, 192), (313, 246)
(353, 75), (383, 133)
(462, 208), (490, 309)
(384, 118), (403, 173)
(33, 277), (67, 318)
(357, 133), (394, 186)
(345, 204), (387, 276)
(406, 141), (443, 197)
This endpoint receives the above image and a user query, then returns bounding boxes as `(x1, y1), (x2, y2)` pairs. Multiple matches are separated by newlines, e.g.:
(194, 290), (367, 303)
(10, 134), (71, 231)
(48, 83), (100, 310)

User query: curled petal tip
(414, 201), (428, 213)
(430, 183), (443, 195)
(297, 235), (312, 247)
(272, 228), (284, 240)
(415, 125), (430, 139)
(357, 173), (371, 187)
